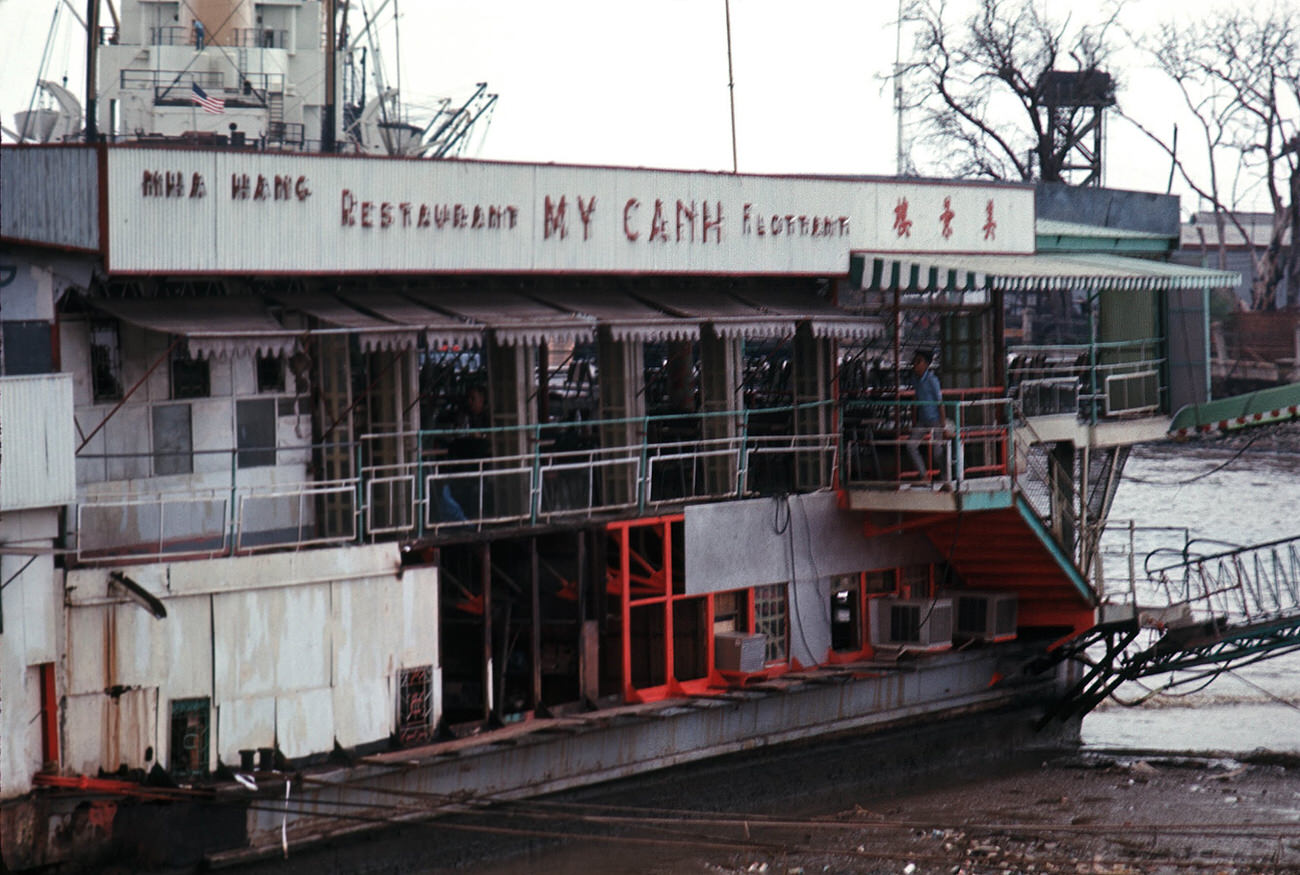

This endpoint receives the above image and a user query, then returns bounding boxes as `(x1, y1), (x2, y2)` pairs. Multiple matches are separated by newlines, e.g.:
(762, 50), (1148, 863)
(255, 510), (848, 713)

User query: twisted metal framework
(1035, 534), (1300, 722)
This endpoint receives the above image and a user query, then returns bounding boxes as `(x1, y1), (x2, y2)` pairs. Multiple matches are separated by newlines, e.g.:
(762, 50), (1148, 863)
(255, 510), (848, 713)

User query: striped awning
(854, 252), (1241, 293)
(278, 294), (420, 352)
(90, 297), (298, 360)
(530, 290), (699, 342)
(406, 288), (595, 347)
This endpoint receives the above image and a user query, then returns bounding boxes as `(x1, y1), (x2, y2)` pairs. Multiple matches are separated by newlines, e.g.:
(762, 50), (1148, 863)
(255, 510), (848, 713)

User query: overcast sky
(0, 0), (1257, 215)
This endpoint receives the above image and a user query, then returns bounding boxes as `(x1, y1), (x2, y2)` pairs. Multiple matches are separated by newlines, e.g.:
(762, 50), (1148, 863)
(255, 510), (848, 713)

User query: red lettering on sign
(400, 202), (413, 227)
(141, 170), (162, 197)
(381, 202), (394, 228)
(623, 199), (641, 241)
(676, 200), (696, 242)
(294, 176), (311, 200)
(472, 205), (484, 229)
(702, 201), (722, 244)
(189, 172), (206, 199)
(649, 199), (669, 243)
(939, 196), (955, 239)
(361, 201), (373, 228)
(892, 198), (912, 237)
(982, 199), (997, 240)
(544, 195), (568, 239)
(253, 174), (270, 200)
(418, 204), (432, 228)
(341, 189), (356, 226)
(434, 205), (449, 229)
(231, 173), (250, 200)
(577, 196), (596, 241)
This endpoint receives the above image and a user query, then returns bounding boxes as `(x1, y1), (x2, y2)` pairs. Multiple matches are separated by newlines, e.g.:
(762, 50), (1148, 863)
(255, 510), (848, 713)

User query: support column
(699, 325), (741, 495)
(596, 327), (644, 507)
(486, 335), (532, 519)
(792, 322), (832, 490)
(1049, 441), (1077, 552)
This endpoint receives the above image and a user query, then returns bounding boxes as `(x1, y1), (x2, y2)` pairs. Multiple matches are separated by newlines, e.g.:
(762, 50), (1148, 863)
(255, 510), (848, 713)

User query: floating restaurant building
(0, 1), (1241, 868)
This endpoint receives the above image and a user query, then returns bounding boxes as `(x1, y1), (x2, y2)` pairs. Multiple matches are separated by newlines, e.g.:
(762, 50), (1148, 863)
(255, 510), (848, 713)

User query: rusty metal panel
(0, 146), (99, 251)
(103, 147), (1036, 274)
(62, 689), (157, 778)
(0, 374), (76, 511)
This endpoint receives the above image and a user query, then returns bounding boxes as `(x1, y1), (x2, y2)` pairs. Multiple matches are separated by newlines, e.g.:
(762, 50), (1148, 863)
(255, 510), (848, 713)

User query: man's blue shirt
(912, 369), (942, 426)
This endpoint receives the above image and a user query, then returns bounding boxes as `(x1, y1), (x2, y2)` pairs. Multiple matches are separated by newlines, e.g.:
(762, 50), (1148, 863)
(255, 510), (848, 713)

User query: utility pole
(323, 0), (337, 152)
(725, 0), (738, 173)
(85, 0), (100, 143)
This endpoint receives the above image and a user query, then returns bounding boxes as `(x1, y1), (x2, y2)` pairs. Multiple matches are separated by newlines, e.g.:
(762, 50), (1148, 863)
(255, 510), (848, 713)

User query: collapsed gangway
(1034, 532), (1300, 722)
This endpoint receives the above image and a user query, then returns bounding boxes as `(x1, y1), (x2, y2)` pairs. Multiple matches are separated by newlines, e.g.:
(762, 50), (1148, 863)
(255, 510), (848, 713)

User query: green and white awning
(853, 252), (1240, 293)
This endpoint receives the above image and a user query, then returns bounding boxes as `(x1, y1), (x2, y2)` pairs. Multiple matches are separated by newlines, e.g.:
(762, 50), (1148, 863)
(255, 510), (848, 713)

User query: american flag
(190, 83), (225, 115)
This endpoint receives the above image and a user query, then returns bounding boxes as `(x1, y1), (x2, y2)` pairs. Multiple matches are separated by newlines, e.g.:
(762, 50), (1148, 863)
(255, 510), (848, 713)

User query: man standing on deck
(906, 348), (948, 485)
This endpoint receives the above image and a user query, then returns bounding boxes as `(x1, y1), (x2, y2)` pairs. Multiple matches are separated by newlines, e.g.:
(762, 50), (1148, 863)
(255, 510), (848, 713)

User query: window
(168, 697), (210, 777)
(2, 321), (53, 375)
(256, 353), (285, 394)
(170, 342), (209, 399)
(397, 666), (433, 746)
(753, 583), (788, 664)
(864, 568), (898, 594)
(152, 403), (193, 475)
(236, 399), (277, 468)
(89, 321), (123, 401)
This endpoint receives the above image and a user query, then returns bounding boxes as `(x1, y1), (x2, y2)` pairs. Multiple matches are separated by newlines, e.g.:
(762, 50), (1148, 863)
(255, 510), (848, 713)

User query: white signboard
(103, 148), (1035, 275)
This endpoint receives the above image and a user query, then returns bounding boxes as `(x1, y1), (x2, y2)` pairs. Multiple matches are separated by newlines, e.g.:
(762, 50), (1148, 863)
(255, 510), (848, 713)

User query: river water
(1083, 433), (1300, 754)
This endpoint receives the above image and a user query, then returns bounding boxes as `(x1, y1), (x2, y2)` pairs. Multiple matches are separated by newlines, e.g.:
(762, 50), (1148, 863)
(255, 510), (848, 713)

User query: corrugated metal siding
(0, 374), (76, 510)
(61, 544), (435, 772)
(0, 146), (100, 250)
(104, 148), (1037, 274)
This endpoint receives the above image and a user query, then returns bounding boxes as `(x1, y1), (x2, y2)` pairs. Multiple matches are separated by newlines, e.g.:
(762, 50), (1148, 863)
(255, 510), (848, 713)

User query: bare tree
(899, 0), (1124, 182)
(1124, 9), (1300, 311)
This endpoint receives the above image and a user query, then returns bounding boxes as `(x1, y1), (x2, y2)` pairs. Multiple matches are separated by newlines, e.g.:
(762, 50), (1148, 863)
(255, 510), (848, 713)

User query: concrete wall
(60, 543), (438, 776)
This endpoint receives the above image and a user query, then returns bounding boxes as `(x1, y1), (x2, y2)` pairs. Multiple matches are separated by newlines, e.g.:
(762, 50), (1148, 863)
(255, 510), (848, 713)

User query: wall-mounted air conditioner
(947, 590), (1018, 642)
(868, 598), (954, 652)
(715, 631), (766, 673)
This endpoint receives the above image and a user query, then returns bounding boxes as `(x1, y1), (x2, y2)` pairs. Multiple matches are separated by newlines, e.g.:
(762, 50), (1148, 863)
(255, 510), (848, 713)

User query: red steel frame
(39, 662), (59, 766)
(610, 515), (801, 703)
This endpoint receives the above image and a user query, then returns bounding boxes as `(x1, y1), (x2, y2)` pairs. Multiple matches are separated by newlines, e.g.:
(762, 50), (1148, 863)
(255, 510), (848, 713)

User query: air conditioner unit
(715, 632), (766, 673)
(868, 598), (953, 652)
(947, 590), (1018, 642)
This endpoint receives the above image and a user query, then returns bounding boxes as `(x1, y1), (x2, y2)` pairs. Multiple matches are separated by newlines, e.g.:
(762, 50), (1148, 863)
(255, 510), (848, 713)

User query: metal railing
(71, 396), (1041, 563)
(1008, 339), (1166, 421)
(840, 392), (1013, 490)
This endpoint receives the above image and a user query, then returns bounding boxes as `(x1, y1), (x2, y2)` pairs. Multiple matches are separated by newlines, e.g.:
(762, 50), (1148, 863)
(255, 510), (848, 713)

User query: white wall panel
(0, 374), (76, 510)
(332, 676), (390, 750)
(216, 695), (276, 764)
(276, 687), (334, 759)
(104, 148), (1036, 274)
(0, 146), (99, 250)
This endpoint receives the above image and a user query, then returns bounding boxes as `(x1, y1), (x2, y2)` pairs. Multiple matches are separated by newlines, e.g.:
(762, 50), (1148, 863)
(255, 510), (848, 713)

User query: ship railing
(1008, 339), (1166, 421)
(71, 400), (835, 561)
(228, 27), (290, 49)
(357, 401), (839, 538)
(840, 392), (1013, 490)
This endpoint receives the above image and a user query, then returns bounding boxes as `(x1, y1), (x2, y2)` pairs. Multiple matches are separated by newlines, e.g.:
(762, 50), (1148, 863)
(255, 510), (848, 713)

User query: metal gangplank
(1034, 533), (1300, 722)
